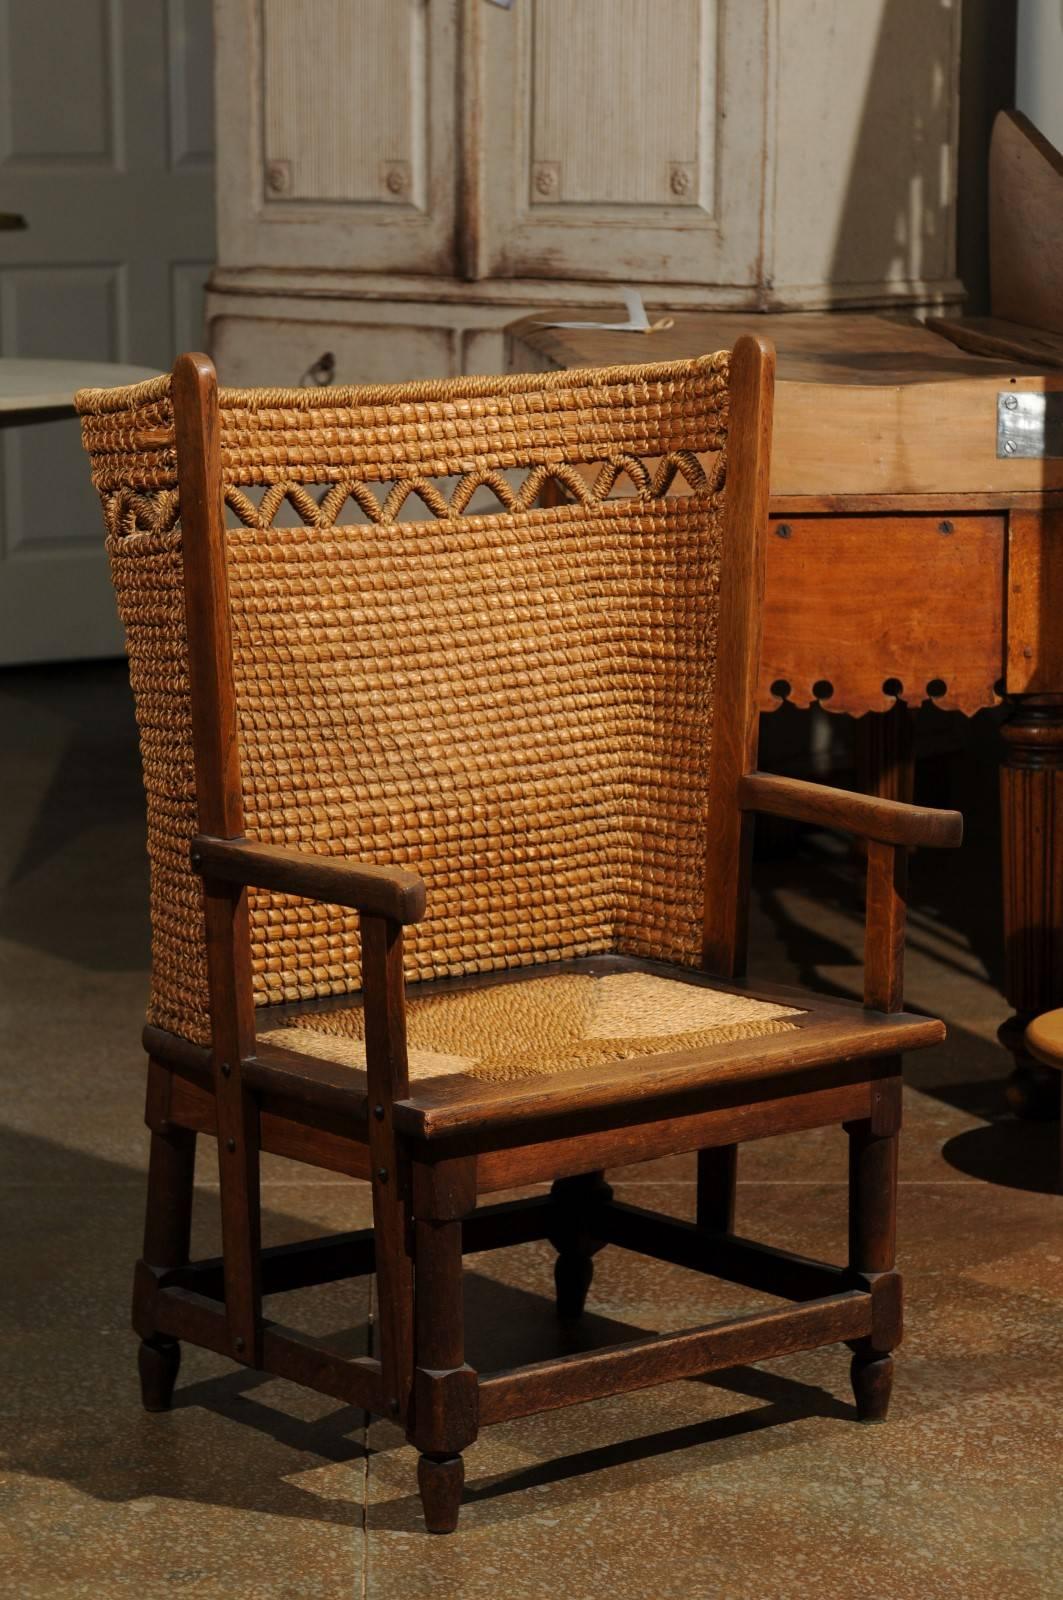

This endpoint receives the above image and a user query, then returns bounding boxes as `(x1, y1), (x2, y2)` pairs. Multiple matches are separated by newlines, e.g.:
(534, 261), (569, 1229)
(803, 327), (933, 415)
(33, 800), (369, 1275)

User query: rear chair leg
(548, 1171), (613, 1320)
(696, 1145), (738, 1233)
(846, 1073), (902, 1423)
(850, 1347), (895, 1422)
(138, 1331), (182, 1412)
(136, 1111), (197, 1412)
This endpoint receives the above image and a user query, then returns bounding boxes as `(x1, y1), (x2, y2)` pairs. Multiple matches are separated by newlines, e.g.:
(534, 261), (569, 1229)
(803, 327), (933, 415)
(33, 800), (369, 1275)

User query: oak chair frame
(129, 341), (961, 1533)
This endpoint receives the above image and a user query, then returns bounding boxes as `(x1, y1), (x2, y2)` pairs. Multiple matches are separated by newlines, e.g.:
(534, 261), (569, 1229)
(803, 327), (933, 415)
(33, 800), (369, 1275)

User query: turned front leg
(846, 1072), (902, 1423)
(410, 1156), (478, 1534)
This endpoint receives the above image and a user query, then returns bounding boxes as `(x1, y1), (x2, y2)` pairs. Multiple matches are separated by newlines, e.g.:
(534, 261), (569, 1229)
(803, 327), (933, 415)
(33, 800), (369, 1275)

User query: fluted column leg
(999, 698), (1063, 1126)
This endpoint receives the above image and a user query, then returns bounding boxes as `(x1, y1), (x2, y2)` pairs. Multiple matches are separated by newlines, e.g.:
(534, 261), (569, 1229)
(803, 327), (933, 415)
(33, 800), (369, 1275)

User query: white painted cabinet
(209, 0), (963, 386)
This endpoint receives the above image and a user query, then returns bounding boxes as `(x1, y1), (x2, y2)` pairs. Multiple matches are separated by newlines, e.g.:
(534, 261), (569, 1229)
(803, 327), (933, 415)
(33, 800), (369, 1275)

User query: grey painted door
(0, 0), (215, 664)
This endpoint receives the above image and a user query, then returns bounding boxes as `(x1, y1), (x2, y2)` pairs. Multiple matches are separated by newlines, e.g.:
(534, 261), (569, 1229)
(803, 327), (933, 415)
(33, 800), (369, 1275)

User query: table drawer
(760, 514), (1005, 716)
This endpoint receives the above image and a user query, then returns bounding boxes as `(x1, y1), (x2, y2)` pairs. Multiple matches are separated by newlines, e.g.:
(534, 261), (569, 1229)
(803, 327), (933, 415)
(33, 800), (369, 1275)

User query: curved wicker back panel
(78, 358), (729, 1048)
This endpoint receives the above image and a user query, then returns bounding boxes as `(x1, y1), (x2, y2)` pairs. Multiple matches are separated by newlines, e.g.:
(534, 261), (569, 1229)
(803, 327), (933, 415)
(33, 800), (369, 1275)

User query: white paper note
(535, 288), (674, 334)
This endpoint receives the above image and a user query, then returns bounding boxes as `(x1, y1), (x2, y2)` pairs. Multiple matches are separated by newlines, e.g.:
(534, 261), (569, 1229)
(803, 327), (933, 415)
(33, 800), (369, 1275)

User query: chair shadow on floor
(172, 1270), (856, 1537)
(367, 1347), (855, 1535)
(457, 1369), (847, 1515)
(0, 1126), (860, 1532)
(161, 1266), (857, 1535)
(364, 1265), (858, 1533)
(0, 1134), (370, 1526)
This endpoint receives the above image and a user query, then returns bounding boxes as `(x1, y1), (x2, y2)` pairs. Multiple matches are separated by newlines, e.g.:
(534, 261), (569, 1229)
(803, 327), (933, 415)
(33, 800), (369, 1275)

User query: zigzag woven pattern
(78, 355), (730, 1048)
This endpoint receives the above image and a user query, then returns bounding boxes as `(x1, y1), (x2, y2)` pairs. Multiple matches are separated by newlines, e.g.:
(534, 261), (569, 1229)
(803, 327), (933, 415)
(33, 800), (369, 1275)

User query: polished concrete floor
(1, 663), (1061, 1599)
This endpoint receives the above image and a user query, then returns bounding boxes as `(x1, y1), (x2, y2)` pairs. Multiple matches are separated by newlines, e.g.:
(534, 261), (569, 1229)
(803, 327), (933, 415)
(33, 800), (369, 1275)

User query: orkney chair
(77, 341), (961, 1534)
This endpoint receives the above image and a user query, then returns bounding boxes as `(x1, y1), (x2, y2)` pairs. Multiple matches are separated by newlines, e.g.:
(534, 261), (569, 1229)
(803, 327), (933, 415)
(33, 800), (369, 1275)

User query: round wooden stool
(1025, 1010), (1063, 1073)
(1024, 1012), (1063, 1193)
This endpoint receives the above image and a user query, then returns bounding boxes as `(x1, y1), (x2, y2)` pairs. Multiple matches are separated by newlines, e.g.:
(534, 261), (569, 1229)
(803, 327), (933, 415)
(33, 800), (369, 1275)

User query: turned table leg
(855, 700), (915, 808)
(999, 697), (1063, 1124)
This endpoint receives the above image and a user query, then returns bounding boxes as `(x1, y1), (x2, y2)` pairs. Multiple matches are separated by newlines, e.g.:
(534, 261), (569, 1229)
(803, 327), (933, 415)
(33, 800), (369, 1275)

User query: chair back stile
(172, 353), (262, 1363)
(700, 336), (776, 982)
(171, 354), (419, 1391)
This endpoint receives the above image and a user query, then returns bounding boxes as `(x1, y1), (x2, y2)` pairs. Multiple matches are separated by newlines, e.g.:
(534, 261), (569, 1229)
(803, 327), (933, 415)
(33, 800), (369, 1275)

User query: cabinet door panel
(529, 0), (708, 210)
(474, 0), (767, 285)
(262, 0), (423, 207)
(216, 0), (456, 275)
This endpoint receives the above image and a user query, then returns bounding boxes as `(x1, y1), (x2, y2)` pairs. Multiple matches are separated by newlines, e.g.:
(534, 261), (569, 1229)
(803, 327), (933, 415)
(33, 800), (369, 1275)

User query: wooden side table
(0, 357), (159, 424)
(0, 359), (160, 665)
(507, 311), (1063, 1121)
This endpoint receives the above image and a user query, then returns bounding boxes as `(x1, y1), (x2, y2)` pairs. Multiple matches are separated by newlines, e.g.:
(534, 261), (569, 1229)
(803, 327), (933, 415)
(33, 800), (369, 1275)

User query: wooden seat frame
(129, 342), (962, 1533)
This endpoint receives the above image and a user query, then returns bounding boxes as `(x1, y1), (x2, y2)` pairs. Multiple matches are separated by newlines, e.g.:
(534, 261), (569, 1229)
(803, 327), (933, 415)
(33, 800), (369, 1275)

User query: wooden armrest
(190, 836), (427, 925)
(738, 772), (962, 850)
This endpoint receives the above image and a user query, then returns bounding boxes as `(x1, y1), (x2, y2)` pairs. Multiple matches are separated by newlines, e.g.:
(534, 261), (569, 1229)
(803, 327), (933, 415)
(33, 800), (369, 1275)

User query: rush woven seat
(261, 968), (803, 1083)
(77, 341), (961, 1537)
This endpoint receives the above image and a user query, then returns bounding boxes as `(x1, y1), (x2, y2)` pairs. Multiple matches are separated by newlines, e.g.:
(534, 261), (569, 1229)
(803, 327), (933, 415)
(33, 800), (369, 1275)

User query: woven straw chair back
(77, 356), (731, 1049)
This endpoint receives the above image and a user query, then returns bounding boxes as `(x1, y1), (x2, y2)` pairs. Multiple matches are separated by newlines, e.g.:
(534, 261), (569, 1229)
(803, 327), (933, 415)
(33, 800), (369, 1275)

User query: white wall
(1016, 0), (1063, 151)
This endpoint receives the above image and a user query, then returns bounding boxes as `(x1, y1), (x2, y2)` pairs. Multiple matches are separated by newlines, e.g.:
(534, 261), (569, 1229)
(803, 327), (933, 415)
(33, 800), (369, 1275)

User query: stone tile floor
(1, 663), (1060, 1598)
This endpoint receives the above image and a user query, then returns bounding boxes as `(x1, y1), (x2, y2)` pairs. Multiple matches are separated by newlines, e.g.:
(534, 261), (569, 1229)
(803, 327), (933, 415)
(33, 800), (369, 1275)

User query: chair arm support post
(738, 772), (962, 850)
(360, 912), (415, 1417)
(190, 835), (426, 925)
(863, 840), (908, 1013)
(737, 771), (960, 1013)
